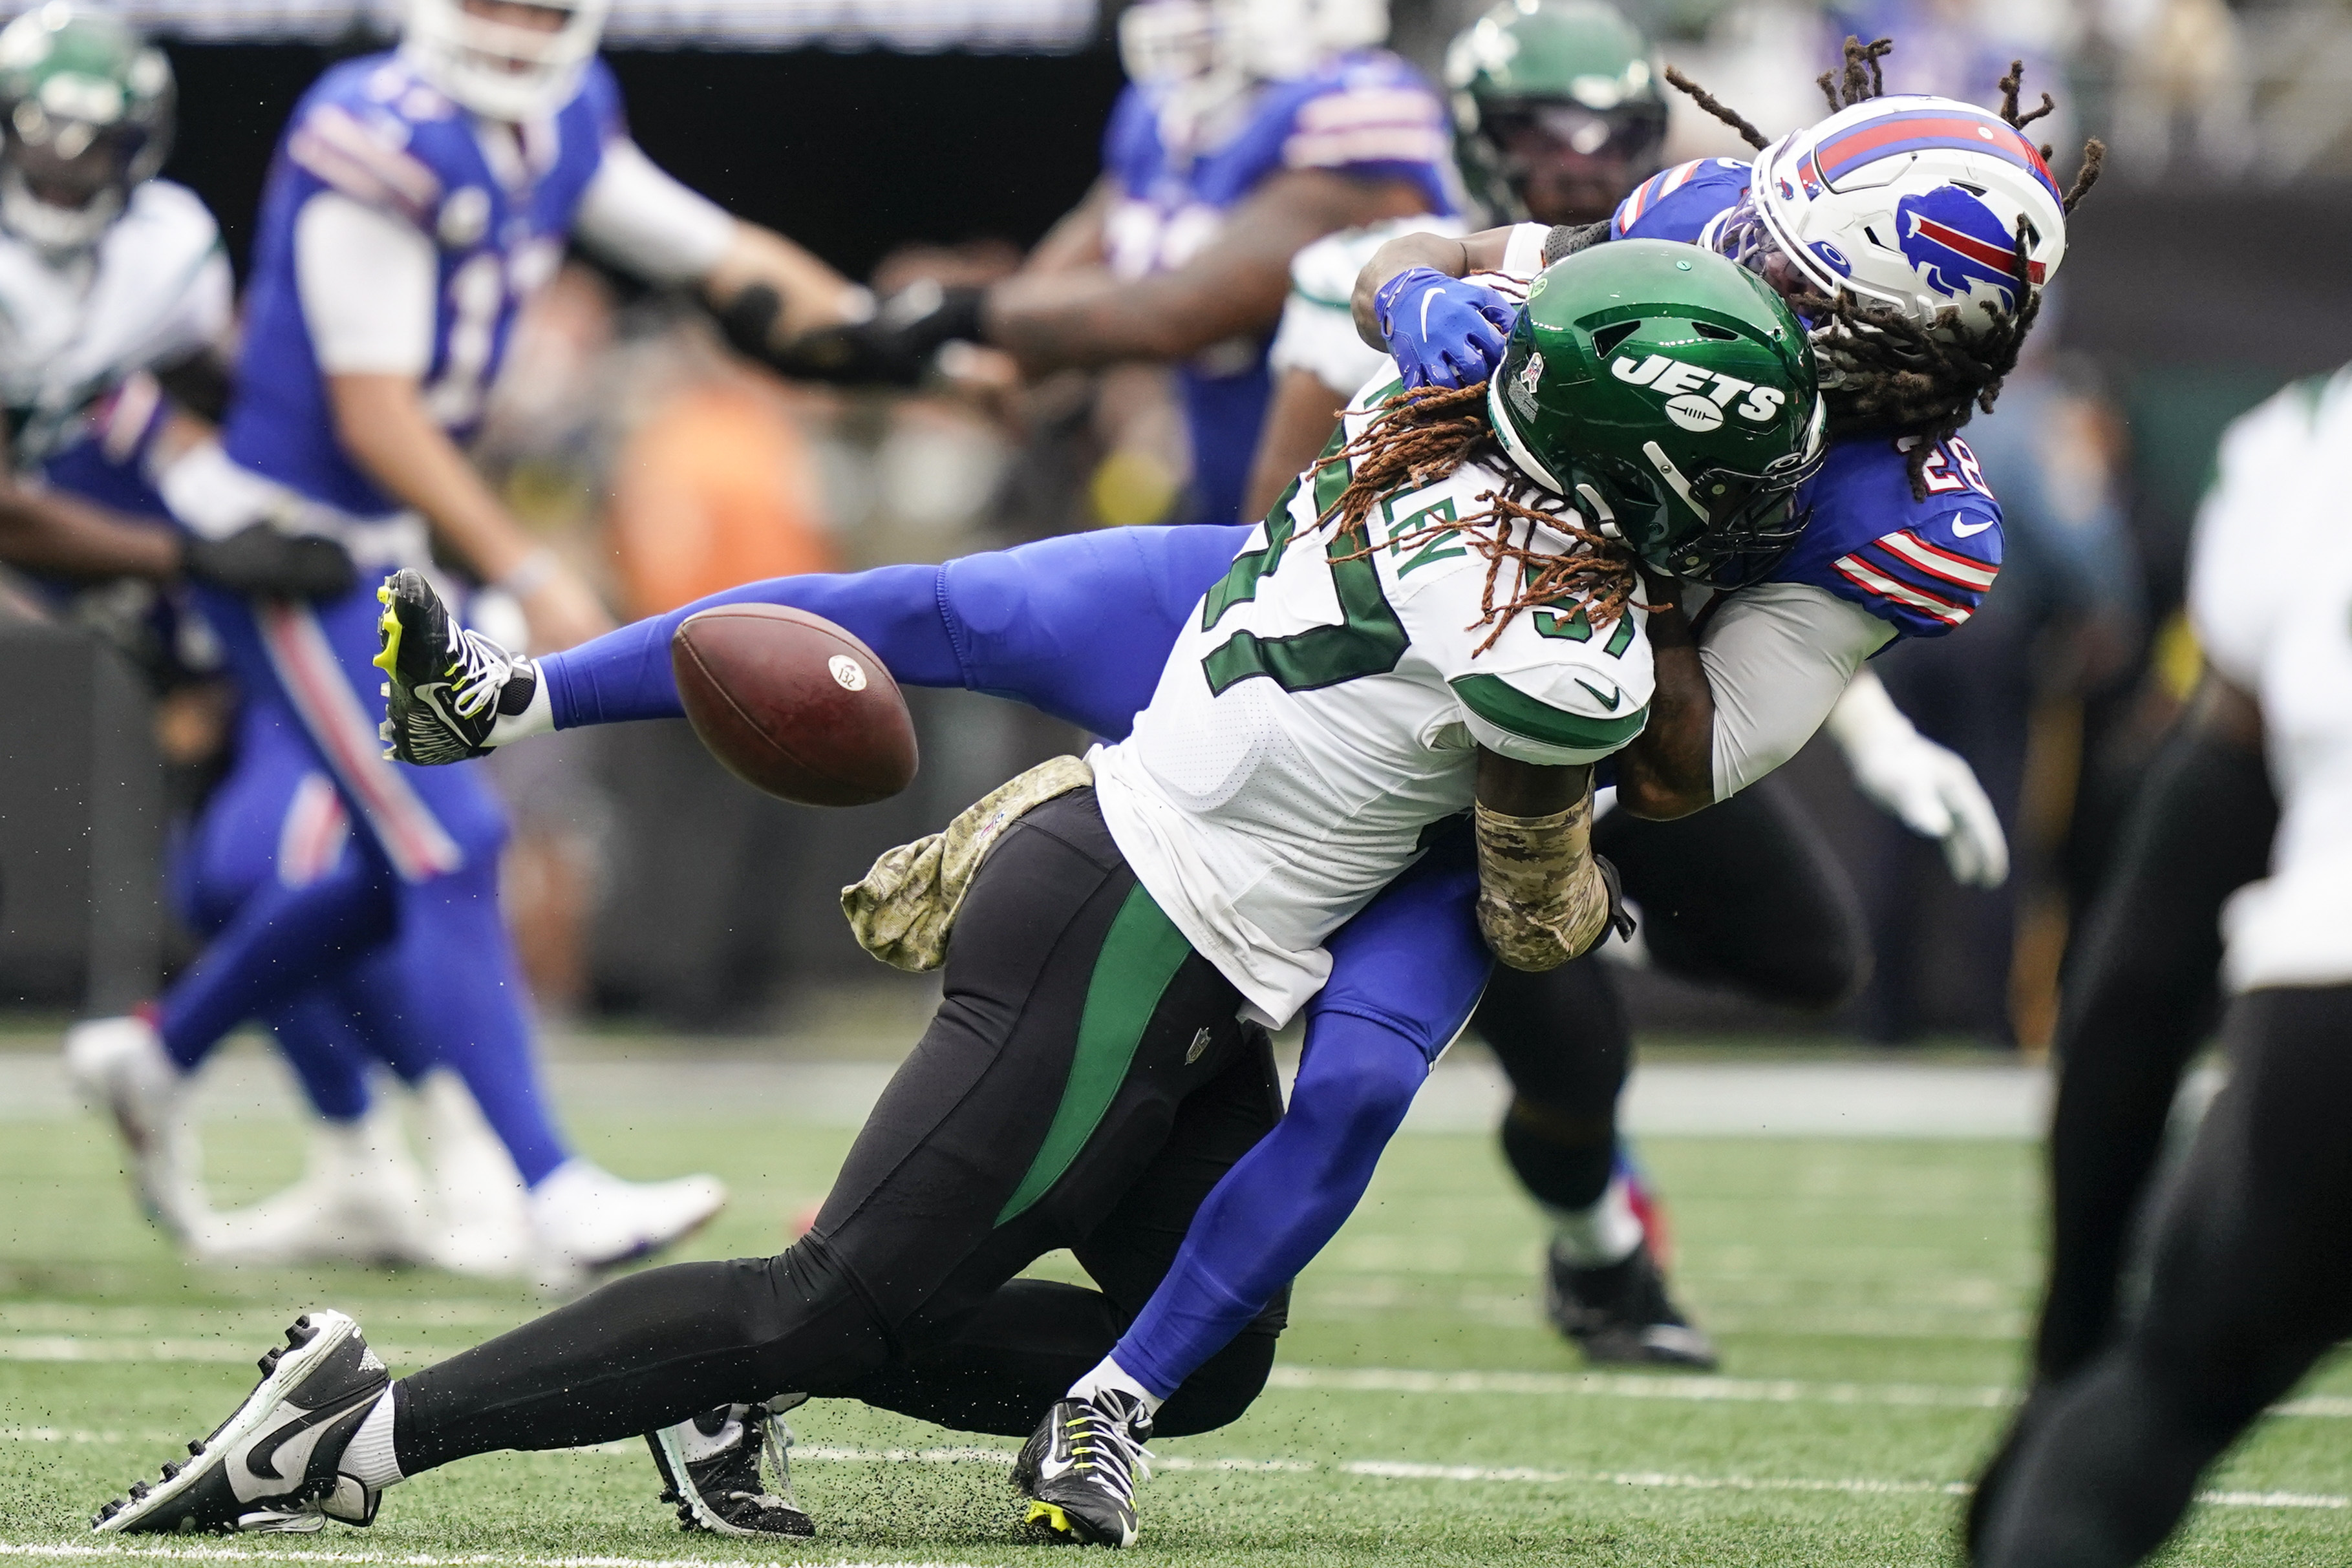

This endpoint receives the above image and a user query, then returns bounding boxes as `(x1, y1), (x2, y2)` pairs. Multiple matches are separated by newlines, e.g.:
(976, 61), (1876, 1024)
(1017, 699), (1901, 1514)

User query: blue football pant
(164, 582), (568, 1185)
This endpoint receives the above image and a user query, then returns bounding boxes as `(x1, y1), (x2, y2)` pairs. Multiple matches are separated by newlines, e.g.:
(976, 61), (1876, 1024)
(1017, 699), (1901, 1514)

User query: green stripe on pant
(996, 883), (1196, 1225)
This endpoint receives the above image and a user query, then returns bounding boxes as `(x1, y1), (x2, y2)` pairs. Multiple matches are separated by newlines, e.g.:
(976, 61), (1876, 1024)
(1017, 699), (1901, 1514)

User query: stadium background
(6, 0), (2352, 1043)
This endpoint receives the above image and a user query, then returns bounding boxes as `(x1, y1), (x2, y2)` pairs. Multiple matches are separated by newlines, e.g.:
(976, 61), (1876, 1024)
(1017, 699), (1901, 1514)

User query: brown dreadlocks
(1310, 381), (1645, 652)
(1665, 37), (2104, 498)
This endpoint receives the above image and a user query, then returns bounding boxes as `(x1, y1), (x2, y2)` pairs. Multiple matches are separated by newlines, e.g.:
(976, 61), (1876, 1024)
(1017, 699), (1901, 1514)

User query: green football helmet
(0, 4), (173, 254)
(1486, 239), (1826, 588)
(1444, 0), (1667, 226)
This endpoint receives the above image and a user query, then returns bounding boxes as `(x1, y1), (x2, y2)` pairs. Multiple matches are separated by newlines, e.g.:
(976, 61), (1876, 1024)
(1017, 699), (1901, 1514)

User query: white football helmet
(402, 0), (610, 122)
(1711, 94), (2069, 335)
(1117, 0), (1386, 87)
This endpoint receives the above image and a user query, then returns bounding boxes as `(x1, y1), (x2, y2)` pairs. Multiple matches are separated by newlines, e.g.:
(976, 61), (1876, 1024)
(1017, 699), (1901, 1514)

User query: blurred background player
(1970, 361), (2352, 1568)
(782, 0), (1454, 527)
(60, 0), (873, 1286)
(1248, 12), (2011, 1367)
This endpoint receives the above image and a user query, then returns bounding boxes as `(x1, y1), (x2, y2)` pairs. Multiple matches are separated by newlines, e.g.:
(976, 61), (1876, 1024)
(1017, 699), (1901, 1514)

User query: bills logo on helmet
(1896, 186), (2046, 313)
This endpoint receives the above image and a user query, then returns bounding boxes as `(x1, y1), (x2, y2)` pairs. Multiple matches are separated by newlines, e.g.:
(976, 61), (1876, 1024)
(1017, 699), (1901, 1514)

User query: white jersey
(1267, 216), (1552, 396)
(1091, 372), (1655, 1026)
(2188, 370), (2352, 993)
(0, 179), (230, 467)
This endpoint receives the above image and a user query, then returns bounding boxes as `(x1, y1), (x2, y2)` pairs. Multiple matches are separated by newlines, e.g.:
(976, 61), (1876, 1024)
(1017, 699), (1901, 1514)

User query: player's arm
(297, 193), (610, 650)
(1471, 748), (1621, 970)
(1243, 366), (1351, 520)
(979, 169), (1431, 373)
(1615, 581), (1894, 819)
(570, 140), (870, 365)
(1347, 224), (1519, 348)
(1020, 177), (1115, 277)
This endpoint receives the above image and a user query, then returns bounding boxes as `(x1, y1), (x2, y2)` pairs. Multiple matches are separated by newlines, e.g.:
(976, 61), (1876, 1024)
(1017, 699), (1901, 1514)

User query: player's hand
(517, 569), (614, 654)
(180, 524), (356, 599)
(773, 282), (989, 388)
(1373, 268), (1519, 390)
(1846, 728), (2010, 888)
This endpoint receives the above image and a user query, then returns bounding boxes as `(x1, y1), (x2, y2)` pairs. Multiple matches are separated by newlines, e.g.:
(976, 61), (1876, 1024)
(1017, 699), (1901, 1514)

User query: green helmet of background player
(1488, 238), (1825, 588)
(0, 3), (173, 255)
(1445, 0), (1667, 227)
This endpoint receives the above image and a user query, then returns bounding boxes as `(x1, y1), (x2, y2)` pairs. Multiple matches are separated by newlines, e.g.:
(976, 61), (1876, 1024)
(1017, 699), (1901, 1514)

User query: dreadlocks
(1661, 38), (2104, 498)
(1310, 382), (1645, 652)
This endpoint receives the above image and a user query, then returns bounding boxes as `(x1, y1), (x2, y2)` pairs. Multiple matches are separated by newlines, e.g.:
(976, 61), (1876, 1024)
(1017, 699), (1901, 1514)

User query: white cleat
(192, 1104), (432, 1269)
(410, 1070), (533, 1278)
(63, 1014), (205, 1240)
(528, 1159), (726, 1294)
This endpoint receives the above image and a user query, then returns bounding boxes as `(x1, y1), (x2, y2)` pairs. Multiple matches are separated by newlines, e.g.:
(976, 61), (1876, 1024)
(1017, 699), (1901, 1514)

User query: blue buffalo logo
(1894, 186), (2045, 311)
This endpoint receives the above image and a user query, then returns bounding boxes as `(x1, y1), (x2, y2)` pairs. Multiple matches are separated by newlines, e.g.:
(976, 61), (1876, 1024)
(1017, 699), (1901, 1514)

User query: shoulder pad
(1770, 434), (2002, 639)
(284, 58), (452, 228)
(1611, 158), (1751, 243)
(1272, 55), (1451, 203)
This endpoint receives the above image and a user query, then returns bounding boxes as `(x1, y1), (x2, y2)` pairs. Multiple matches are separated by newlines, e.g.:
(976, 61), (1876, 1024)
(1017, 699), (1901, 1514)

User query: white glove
(1826, 671), (2010, 888)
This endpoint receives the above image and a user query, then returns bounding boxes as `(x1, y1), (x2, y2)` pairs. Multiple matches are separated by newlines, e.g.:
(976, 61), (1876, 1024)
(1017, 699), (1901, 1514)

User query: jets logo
(1610, 353), (1788, 425)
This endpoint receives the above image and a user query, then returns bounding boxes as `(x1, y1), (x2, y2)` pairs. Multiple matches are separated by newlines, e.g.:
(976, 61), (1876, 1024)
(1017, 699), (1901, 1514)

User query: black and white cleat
(646, 1397), (813, 1538)
(92, 1309), (389, 1534)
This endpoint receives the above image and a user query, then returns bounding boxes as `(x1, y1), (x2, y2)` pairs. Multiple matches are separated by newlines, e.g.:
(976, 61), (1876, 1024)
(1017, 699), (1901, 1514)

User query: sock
(1546, 1172), (1645, 1269)
(487, 666), (552, 747)
(1069, 1356), (1162, 1417)
(341, 1388), (403, 1490)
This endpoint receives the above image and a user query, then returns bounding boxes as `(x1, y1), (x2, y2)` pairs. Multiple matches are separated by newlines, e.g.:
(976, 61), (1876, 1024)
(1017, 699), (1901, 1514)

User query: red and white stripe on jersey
(288, 103), (444, 226)
(1283, 87), (1448, 171)
(1614, 159), (1707, 235)
(1831, 525), (1998, 628)
(258, 602), (464, 882)
(1876, 529), (2000, 593)
(276, 771), (352, 888)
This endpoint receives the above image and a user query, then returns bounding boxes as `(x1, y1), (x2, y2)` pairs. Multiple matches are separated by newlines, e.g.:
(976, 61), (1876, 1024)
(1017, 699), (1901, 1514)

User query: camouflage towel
(840, 754), (1095, 971)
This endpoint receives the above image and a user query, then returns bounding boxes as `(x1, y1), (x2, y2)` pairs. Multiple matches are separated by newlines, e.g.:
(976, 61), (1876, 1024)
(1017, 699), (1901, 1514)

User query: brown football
(670, 604), (918, 807)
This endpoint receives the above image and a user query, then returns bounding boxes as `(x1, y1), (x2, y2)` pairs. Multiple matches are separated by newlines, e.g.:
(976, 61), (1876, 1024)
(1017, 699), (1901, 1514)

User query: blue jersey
(1101, 52), (1453, 525)
(222, 52), (620, 518)
(1608, 158), (2003, 637)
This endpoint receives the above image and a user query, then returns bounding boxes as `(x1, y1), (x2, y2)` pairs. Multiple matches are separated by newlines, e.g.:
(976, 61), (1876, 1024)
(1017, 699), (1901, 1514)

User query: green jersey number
(1199, 442), (1407, 695)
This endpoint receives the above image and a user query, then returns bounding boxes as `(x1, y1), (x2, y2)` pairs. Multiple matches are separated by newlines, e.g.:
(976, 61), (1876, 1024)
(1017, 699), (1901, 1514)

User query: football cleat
(1012, 1391), (1153, 1549)
(527, 1158), (727, 1295)
(1546, 1238), (1720, 1370)
(191, 1105), (431, 1269)
(647, 1397), (813, 1538)
(374, 568), (537, 765)
(63, 1013), (204, 1240)
(93, 1311), (388, 1534)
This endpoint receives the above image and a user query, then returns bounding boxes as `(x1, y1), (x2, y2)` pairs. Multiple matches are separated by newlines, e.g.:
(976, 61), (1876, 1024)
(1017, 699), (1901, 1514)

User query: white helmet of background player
(1713, 93), (2069, 336)
(1118, 0), (1387, 87)
(403, 0), (612, 123)
(0, 4), (173, 255)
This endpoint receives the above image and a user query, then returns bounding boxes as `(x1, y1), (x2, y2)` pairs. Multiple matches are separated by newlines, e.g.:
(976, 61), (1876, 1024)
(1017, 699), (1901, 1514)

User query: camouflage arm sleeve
(1472, 785), (1616, 971)
(841, 754), (1095, 971)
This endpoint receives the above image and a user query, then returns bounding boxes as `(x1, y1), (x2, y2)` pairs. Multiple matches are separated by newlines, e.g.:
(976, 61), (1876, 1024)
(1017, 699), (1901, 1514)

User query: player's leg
(1596, 775), (1869, 1008)
(91, 789), (1254, 1535)
(526, 524), (1252, 740)
(1974, 986), (2352, 1568)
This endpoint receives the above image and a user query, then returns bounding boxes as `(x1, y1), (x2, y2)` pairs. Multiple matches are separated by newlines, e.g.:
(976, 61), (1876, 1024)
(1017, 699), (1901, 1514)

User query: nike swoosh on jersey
(1576, 679), (1623, 712)
(1949, 514), (1996, 538)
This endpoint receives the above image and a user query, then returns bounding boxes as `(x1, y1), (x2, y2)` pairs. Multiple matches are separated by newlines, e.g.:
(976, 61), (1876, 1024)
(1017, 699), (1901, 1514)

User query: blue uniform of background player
(1096, 50), (1455, 522)
(72, 0), (879, 1276)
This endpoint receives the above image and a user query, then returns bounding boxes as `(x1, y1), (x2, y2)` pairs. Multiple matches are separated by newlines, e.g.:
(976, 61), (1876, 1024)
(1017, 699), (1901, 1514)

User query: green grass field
(5, 1083), (2350, 1566)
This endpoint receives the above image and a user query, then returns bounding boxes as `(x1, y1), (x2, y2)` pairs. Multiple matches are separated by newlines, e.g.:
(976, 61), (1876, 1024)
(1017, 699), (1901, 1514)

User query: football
(670, 604), (919, 807)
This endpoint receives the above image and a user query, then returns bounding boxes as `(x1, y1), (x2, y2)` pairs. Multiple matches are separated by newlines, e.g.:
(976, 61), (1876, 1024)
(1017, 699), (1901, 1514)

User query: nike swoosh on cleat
(1576, 679), (1622, 712)
(238, 1392), (377, 1501)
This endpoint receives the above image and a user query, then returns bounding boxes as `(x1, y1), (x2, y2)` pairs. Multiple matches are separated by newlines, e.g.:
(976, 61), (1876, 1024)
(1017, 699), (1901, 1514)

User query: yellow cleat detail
(1025, 1501), (1074, 1536)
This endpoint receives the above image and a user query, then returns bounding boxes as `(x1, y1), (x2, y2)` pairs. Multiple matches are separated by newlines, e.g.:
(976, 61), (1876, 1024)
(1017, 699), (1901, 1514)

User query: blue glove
(1373, 267), (1519, 390)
